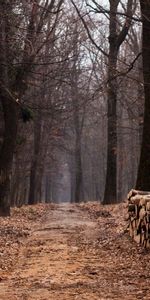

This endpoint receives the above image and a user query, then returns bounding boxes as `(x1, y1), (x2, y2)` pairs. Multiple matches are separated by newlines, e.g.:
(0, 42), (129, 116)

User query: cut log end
(127, 189), (150, 249)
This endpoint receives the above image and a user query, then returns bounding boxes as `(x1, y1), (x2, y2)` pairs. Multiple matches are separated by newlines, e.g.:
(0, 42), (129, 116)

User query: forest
(0, 0), (150, 213)
(0, 1), (150, 299)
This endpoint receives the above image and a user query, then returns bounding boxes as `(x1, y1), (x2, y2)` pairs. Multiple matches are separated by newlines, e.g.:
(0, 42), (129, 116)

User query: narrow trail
(0, 203), (149, 300)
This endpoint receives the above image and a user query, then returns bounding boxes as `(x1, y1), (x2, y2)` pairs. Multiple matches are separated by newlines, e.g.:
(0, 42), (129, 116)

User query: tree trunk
(0, 4), (19, 215)
(74, 135), (83, 203)
(71, 23), (83, 203)
(136, 1), (150, 190)
(0, 97), (18, 215)
(103, 0), (119, 204)
(69, 158), (75, 203)
(45, 174), (53, 203)
(28, 111), (42, 205)
(103, 51), (118, 204)
(103, 0), (133, 204)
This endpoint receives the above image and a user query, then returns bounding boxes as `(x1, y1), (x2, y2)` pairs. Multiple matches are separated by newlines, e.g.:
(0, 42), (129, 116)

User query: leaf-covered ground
(0, 202), (149, 299)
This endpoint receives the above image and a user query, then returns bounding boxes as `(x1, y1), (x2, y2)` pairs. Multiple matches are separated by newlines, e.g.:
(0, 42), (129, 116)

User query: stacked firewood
(127, 189), (150, 248)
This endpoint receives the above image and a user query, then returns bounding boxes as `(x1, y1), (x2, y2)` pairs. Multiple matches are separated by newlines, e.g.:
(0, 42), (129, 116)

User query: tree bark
(103, 0), (119, 204)
(136, 1), (150, 190)
(74, 133), (83, 203)
(28, 111), (42, 205)
(0, 3), (19, 215)
(0, 97), (18, 215)
(103, 45), (118, 204)
(103, 0), (133, 204)
(71, 23), (83, 203)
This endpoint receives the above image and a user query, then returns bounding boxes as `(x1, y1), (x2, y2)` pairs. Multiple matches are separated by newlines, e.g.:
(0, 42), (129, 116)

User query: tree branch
(116, 0), (134, 50)
(86, 0), (142, 23)
(70, 0), (108, 57)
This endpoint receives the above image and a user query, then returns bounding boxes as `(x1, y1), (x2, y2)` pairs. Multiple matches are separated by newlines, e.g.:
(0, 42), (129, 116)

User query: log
(127, 189), (150, 199)
(127, 189), (150, 248)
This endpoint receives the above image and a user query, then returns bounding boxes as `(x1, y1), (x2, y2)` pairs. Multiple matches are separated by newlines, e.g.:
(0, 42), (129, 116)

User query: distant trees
(71, 0), (142, 203)
(0, 0), (147, 212)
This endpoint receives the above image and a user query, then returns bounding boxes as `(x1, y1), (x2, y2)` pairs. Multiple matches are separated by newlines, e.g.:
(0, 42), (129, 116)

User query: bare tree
(103, 0), (134, 204)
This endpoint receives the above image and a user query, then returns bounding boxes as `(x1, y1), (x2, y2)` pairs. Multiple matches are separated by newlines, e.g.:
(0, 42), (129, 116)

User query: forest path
(0, 203), (149, 300)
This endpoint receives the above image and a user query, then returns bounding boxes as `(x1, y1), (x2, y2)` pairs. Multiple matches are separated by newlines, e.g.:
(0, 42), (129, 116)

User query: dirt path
(0, 203), (149, 300)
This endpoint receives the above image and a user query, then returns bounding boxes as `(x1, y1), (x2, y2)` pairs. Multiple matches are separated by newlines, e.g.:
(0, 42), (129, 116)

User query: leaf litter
(0, 202), (149, 299)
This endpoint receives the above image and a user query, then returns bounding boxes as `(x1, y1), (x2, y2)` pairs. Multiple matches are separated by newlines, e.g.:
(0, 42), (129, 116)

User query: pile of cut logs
(127, 189), (150, 248)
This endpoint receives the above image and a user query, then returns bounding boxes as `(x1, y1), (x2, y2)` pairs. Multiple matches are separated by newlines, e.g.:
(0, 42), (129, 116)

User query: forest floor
(0, 202), (149, 300)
